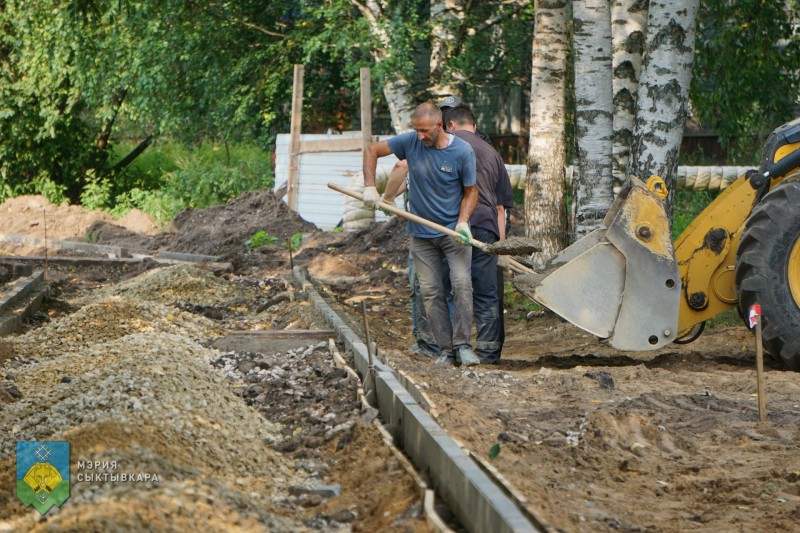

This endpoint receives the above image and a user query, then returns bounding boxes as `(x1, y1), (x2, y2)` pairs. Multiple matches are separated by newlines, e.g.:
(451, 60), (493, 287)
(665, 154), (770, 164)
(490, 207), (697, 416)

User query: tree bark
(91, 88), (128, 176)
(524, 0), (569, 268)
(429, 0), (466, 97)
(629, 0), (699, 211)
(611, 0), (647, 195)
(350, 0), (417, 132)
(573, 0), (614, 237)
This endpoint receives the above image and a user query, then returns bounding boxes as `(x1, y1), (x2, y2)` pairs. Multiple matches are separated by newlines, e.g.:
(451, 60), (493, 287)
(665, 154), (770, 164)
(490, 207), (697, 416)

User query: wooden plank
(361, 67), (372, 155)
(287, 64), (304, 210)
(297, 137), (364, 153)
(221, 329), (336, 338)
(212, 329), (337, 354)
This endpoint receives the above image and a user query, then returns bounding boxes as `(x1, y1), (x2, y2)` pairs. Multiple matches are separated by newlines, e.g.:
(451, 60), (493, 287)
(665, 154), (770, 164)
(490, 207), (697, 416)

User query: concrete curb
(295, 267), (544, 533)
(0, 234), (221, 264)
(0, 234), (132, 258)
(0, 271), (46, 335)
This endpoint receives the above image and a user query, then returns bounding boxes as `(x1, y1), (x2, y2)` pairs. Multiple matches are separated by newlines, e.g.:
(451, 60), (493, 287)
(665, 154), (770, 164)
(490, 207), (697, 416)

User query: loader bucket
(514, 179), (681, 351)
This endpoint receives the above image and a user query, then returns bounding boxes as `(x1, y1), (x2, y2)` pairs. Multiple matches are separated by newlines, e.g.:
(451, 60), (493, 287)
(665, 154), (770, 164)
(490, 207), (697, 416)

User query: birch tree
(429, 0), (467, 97)
(352, 1), (532, 132)
(350, 1), (421, 132)
(628, 0), (700, 205)
(573, 0), (614, 237)
(524, 0), (569, 267)
(611, 0), (648, 194)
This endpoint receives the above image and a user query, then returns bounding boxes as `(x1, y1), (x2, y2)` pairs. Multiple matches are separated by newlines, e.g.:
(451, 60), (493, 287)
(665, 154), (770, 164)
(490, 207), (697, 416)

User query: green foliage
(108, 141), (273, 223)
(671, 189), (719, 241)
(488, 443), (501, 461)
(706, 308), (743, 329)
(80, 172), (113, 211)
(0, 1), (299, 202)
(454, 3), (535, 90)
(504, 281), (543, 320)
(245, 230), (278, 250)
(283, 232), (304, 251)
(692, 0), (800, 160)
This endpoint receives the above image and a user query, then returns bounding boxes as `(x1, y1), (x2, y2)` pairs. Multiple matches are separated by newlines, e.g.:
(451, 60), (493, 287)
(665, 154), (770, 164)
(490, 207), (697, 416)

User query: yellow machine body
(674, 142), (799, 336)
(514, 117), (800, 364)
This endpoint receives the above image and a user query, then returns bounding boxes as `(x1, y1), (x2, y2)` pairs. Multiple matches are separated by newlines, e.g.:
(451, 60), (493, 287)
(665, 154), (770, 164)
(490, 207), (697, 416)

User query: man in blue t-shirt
(363, 102), (480, 366)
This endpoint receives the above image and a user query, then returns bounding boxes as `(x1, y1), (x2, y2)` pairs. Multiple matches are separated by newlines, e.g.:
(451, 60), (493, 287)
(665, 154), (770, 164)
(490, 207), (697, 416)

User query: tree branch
(112, 135), (154, 173)
(194, 2), (286, 38)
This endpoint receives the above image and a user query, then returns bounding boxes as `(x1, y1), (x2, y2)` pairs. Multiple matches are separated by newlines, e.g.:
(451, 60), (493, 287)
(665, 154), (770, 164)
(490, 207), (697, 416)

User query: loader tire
(736, 178), (800, 371)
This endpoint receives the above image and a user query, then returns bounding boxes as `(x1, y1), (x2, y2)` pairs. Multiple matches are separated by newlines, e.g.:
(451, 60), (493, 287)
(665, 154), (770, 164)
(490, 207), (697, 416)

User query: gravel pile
(72, 264), (262, 308)
(0, 267), (314, 531)
(9, 297), (224, 360)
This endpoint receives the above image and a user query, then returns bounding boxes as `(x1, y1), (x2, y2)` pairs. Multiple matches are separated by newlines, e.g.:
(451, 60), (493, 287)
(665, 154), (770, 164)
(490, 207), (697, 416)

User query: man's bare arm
(497, 205), (506, 241)
(363, 141), (393, 187)
(383, 160), (408, 202)
(457, 185), (478, 225)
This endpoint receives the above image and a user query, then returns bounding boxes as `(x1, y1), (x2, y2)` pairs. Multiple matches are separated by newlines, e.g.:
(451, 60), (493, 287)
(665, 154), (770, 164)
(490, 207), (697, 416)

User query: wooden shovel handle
(328, 183), (533, 274)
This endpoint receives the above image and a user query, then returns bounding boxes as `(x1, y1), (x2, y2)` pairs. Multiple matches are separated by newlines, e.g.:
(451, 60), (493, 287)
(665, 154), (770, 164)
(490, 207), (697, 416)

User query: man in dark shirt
(443, 105), (512, 364)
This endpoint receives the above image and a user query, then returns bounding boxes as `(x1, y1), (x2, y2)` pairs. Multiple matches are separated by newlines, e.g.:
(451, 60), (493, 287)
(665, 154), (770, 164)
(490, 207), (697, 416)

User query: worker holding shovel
(362, 102), (480, 367)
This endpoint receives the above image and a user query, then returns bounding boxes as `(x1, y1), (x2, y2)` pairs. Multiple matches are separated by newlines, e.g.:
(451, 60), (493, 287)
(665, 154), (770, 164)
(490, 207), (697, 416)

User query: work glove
(496, 255), (511, 270)
(454, 222), (472, 247)
(362, 186), (381, 209)
(378, 199), (394, 217)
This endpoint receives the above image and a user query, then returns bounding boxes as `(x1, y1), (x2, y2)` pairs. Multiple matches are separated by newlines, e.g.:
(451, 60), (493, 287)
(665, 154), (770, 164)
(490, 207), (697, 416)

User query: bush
(108, 141), (274, 223)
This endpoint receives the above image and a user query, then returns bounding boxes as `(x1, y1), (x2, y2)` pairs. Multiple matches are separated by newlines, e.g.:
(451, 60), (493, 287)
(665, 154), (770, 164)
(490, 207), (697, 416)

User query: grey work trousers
(410, 235), (473, 354)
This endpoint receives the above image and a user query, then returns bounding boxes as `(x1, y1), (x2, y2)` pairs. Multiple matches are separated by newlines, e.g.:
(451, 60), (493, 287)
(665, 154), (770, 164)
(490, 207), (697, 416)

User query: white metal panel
(275, 132), (399, 230)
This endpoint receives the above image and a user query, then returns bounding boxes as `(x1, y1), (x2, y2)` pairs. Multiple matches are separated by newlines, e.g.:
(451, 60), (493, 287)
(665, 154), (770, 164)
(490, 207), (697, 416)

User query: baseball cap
(438, 95), (464, 109)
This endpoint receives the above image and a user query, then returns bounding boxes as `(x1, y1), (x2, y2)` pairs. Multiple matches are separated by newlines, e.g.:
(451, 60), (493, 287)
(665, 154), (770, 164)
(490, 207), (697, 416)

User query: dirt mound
(343, 216), (409, 261)
(156, 189), (318, 256)
(0, 195), (160, 242)
(85, 189), (320, 271)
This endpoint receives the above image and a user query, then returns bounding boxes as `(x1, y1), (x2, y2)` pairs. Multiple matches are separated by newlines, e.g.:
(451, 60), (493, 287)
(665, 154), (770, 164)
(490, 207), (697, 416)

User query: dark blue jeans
(471, 227), (502, 363)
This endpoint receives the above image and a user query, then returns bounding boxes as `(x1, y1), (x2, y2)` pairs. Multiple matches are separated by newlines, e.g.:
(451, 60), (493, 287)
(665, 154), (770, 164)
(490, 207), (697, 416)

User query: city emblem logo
(16, 441), (70, 515)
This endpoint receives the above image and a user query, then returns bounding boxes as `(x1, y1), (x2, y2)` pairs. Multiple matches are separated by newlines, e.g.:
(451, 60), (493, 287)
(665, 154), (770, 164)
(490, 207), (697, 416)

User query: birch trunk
(611, 0), (648, 195)
(629, 0), (699, 209)
(351, 0), (417, 132)
(524, 0), (569, 268)
(429, 0), (466, 97)
(573, 0), (614, 237)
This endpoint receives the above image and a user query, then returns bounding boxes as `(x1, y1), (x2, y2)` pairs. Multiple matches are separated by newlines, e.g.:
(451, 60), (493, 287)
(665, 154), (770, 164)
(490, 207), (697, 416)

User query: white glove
(496, 255), (511, 269)
(454, 222), (472, 247)
(362, 186), (381, 209)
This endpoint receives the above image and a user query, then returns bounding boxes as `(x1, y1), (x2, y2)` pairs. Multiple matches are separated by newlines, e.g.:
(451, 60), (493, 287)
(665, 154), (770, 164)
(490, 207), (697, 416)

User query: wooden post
(287, 64), (304, 211)
(751, 305), (767, 423)
(360, 67), (372, 154)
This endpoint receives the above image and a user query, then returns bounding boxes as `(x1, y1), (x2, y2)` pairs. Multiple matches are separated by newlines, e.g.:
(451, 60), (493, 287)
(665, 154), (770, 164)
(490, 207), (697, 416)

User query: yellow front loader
(514, 118), (800, 370)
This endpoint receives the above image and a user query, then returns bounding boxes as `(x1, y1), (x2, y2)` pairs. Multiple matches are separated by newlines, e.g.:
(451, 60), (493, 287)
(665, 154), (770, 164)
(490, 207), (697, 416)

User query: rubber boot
(456, 346), (480, 367)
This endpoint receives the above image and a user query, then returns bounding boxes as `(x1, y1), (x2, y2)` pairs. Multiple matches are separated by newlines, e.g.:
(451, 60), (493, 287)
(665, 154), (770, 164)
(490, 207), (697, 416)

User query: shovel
(327, 183), (535, 274)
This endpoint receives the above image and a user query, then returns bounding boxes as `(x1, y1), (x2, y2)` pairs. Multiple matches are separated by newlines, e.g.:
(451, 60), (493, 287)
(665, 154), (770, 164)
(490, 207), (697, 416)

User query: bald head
(412, 102), (442, 123)
(411, 102), (447, 148)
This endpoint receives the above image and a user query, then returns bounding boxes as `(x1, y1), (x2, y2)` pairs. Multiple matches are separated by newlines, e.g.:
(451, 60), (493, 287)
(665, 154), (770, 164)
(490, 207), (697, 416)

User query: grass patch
(671, 188), (719, 241)
(85, 140), (274, 224)
(504, 281), (542, 320)
(706, 307), (743, 329)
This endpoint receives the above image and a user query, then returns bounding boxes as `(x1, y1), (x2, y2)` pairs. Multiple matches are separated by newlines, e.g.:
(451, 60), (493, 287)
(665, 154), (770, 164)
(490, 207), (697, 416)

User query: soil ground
(1, 192), (799, 532)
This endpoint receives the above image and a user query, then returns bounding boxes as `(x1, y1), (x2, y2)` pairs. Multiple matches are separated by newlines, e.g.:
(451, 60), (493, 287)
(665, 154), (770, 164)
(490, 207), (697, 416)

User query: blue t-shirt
(388, 131), (476, 238)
